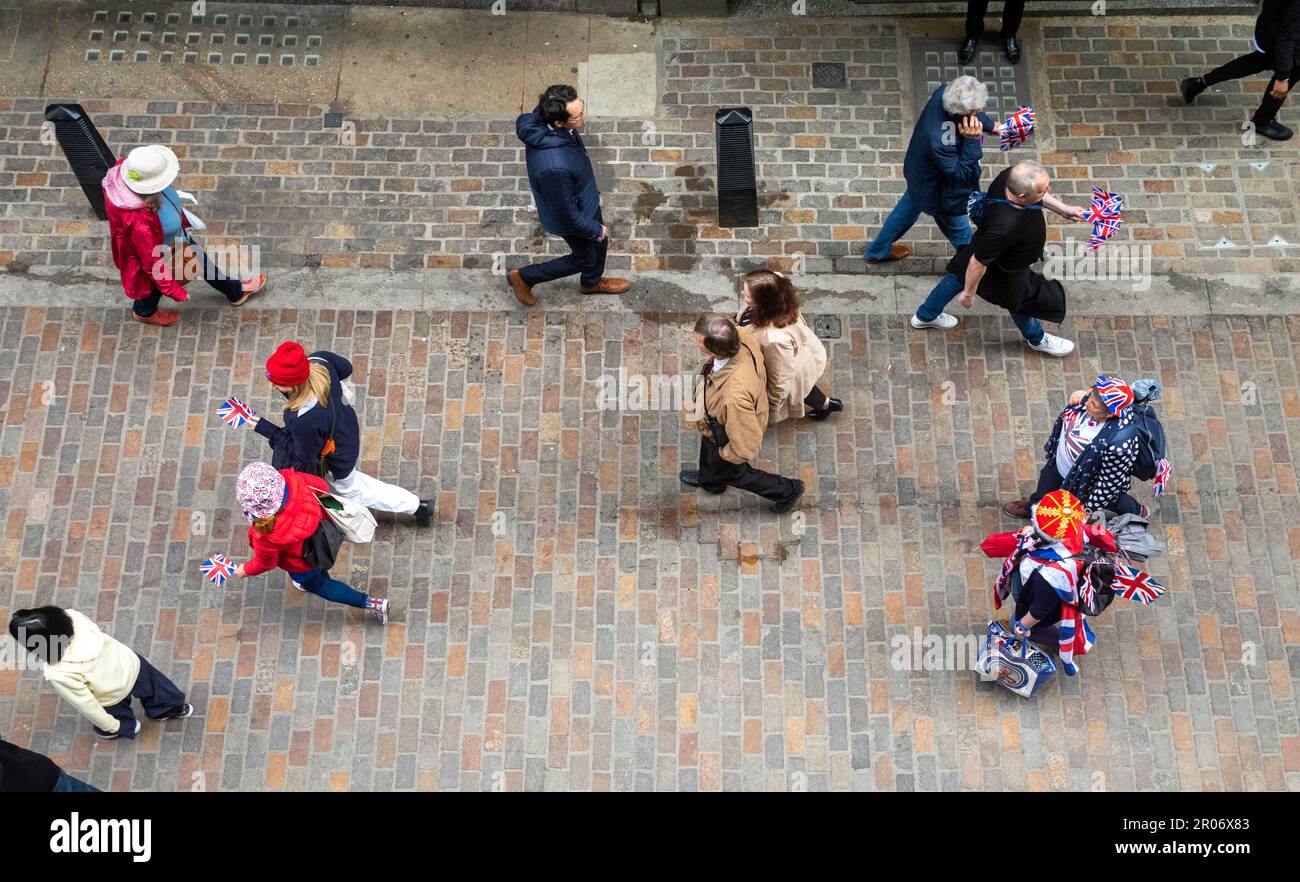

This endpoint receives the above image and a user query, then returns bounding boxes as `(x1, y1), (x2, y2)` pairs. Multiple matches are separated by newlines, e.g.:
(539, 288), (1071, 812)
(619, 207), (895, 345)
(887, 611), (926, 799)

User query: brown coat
(684, 329), (769, 464)
(738, 309), (828, 423)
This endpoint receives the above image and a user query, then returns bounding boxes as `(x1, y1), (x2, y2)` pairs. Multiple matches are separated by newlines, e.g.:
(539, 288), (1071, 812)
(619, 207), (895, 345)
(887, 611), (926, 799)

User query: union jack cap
(1093, 375), (1134, 416)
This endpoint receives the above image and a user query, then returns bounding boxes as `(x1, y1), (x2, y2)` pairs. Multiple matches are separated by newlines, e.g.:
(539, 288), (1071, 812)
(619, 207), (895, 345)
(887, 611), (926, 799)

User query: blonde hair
(283, 363), (332, 412)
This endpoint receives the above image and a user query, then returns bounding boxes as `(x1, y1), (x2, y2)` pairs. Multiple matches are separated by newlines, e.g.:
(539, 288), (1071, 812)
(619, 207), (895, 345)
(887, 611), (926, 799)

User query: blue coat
(903, 86), (994, 217)
(516, 109), (603, 240)
(1044, 403), (1141, 512)
(253, 351), (362, 479)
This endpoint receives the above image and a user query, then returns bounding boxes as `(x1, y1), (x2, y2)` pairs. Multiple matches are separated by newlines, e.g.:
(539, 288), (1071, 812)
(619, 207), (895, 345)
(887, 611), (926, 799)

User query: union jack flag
(1085, 188), (1123, 252)
(1113, 564), (1166, 605)
(1094, 375), (1134, 416)
(217, 396), (257, 428)
(1153, 458), (1171, 496)
(999, 105), (1036, 152)
(200, 553), (236, 587)
(1057, 603), (1095, 676)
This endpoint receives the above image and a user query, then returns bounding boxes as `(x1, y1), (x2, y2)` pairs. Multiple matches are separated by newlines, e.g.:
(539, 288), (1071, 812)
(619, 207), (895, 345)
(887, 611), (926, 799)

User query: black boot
(1004, 37), (1020, 65)
(1179, 76), (1205, 104)
(773, 480), (805, 514)
(680, 470), (726, 494)
(958, 36), (978, 65)
(414, 499), (433, 527)
(808, 397), (843, 422)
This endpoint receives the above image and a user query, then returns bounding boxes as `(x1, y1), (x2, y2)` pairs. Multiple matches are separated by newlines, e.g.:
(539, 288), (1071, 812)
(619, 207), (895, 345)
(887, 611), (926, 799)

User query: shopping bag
(316, 491), (376, 544)
(975, 620), (1057, 698)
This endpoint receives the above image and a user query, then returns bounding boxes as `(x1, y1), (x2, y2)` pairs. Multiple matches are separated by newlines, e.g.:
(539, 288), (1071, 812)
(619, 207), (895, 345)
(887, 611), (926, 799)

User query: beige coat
(41, 610), (140, 734)
(738, 309), (828, 423)
(685, 329), (770, 464)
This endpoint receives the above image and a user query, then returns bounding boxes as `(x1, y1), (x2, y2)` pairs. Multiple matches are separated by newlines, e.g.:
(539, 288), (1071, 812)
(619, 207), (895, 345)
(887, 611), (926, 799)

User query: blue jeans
(290, 568), (368, 609)
(53, 769), (101, 792)
(915, 273), (1044, 345)
(864, 190), (972, 260)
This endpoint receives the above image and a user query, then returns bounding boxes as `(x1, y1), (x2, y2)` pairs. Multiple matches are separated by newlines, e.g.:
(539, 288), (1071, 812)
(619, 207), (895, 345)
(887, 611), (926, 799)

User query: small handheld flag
(999, 105), (1036, 152)
(201, 554), (236, 587)
(1085, 187), (1123, 252)
(1113, 565), (1166, 605)
(1153, 458), (1171, 496)
(217, 397), (257, 428)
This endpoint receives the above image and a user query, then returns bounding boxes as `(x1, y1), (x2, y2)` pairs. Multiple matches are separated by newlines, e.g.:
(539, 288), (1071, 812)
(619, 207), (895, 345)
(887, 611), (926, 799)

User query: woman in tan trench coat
(736, 270), (840, 423)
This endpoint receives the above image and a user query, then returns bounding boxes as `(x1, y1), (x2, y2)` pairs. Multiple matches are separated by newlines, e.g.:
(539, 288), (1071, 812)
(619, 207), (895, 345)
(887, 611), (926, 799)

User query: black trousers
(94, 653), (188, 738)
(804, 386), (829, 411)
(1202, 51), (1300, 125)
(696, 436), (799, 503)
(966, 0), (1025, 38)
(133, 246), (243, 317)
(1027, 460), (1142, 516)
(518, 210), (607, 289)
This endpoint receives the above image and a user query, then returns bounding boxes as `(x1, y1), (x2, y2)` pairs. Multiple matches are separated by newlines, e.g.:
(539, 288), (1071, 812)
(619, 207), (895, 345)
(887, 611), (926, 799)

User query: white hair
(1007, 160), (1049, 198)
(942, 76), (989, 116)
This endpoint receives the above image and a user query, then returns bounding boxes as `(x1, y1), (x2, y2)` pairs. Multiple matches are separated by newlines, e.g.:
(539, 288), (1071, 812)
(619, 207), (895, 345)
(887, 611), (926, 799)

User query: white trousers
(329, 467), (419, 515)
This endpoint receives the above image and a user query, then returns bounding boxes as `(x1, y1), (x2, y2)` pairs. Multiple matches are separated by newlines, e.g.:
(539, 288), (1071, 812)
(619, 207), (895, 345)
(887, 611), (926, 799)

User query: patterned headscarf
(1093, 375), (1134, 417)
(236, 462), (286, 522)
(1032, 489), (1086, 555)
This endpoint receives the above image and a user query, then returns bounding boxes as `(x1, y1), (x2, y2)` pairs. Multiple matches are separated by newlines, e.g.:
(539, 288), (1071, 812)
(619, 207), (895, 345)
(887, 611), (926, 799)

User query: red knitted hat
(265, 341), (310, 386)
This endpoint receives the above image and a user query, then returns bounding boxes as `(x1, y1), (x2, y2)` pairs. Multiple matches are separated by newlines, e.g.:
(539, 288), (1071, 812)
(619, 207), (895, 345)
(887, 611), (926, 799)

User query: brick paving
(0, 306), (1297, 791)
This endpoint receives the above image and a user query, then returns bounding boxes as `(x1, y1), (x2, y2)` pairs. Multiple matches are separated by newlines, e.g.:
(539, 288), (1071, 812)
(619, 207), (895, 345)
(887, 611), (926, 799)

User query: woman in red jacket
(229, 461), (388, 623)
(102, 144), (266, 326)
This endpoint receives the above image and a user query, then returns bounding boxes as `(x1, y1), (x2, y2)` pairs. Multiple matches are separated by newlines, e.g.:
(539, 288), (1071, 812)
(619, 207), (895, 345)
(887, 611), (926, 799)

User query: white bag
(317, 491), (376, 544)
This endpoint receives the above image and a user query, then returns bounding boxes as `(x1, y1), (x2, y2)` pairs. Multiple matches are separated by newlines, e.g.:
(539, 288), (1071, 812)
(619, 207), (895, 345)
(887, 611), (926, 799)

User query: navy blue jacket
(903, 86), (994, 217)
(253, 351), (362, 479)
(516, 108), (602, 240)
(1044, 403), (1141, 512)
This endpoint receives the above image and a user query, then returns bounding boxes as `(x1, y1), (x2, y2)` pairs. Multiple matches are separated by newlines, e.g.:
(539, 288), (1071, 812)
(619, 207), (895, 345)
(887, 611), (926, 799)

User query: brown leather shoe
(508, 268), (536, 307)
(133, 308), (181, 327)
(1003, 499), (1031, 519)
(231, 274), (267, 306)
(579, 277), (630, 295)
(865, 243), (912, 263)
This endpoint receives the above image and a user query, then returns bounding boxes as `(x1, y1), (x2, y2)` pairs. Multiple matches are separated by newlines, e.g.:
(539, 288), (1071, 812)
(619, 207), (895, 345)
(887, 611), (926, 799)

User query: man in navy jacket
(1181, 0), (1300, 141)
(863, 76), (999, 264)
(508, 85), (630, 307)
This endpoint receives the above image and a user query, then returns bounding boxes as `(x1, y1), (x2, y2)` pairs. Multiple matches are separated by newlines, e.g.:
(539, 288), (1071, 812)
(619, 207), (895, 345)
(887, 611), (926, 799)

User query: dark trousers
(517, 211), (607, 289)
(1202, 51), (1300, 125)
(53, 769), (101, 793)
(696, 436), (799, 503)
(966, 0), (1025, 38)
(804, 386), (829, 411)
(94, 653), (187, 738)
(1027, 460), (1142, 516)
(132, 247), (242, 317)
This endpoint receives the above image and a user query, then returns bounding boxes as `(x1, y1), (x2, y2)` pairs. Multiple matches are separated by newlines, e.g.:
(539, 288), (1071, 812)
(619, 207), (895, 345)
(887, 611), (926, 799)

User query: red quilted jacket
(101, 158), (189, 302)
(243, 469), (329, 576)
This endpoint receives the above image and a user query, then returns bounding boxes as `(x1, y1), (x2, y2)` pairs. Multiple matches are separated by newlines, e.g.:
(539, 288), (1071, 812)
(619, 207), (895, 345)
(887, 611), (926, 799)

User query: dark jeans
(1028, 460), (1143, 516)
(916, 273), (1045, 344)
(132, 246), (243, 317)
(517, 211), (608, 289)
(94, 653), (187, 738)
(804, 386), (830, 411)
(53, 769), (101, 793)
(966, 0), (1025, 38)
(1202, 50), (1300, 125)
(289, 568), (368, 609)
(696, 436), (799, 503)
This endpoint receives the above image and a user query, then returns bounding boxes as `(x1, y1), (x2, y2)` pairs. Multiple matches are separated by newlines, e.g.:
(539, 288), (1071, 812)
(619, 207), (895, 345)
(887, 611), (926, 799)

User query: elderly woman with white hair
(863, 75), (1000, 264)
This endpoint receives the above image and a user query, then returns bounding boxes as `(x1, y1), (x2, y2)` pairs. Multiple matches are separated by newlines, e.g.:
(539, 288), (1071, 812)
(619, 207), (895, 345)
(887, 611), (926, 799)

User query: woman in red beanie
(245, 342), (432, 525)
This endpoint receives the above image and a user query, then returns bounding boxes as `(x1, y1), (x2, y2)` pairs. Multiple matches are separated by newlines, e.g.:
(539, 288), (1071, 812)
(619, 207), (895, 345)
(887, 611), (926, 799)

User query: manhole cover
(812, 316), (842, 340)
(908, 37), (1031, 120)
(812, 62), (847, 90)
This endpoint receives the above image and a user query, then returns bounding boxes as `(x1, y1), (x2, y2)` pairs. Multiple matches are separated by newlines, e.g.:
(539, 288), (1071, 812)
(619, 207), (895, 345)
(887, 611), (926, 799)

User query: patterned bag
(976, 620), (1057, 698)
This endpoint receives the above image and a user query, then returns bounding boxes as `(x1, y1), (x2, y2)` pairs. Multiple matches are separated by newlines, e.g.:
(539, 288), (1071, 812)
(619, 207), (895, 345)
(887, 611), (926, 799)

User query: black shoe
(680, 469), (725, 494)
(1256, 119), (1294, 141)
(772, 480), (805, 514)
(156, 703), (193, 721)
(414, 499), (433, 527)
(808, 397), (843, 422)
(1004, 37), (1020, 65)
(958, 37), (978, 65)
(1179, 76), (1205, 104)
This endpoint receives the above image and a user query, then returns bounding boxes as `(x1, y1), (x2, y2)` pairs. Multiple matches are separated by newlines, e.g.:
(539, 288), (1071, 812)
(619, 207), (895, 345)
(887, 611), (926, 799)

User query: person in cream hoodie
(7, 607), (192, 740)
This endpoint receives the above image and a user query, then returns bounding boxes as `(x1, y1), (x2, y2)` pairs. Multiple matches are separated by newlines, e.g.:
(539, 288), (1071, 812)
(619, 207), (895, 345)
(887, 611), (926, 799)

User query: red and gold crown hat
(1031, 489), (1086, 554)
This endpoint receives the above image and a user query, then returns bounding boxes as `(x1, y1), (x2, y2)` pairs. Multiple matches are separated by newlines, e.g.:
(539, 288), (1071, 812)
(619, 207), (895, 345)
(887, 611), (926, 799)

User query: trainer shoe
(414, 499), (433, 527)
(156, 703), (194, 721)
(1257, 119), (1294, 141)
(910, 312), (958, 330)
(368, 598), (389, 624)
(96, 720), (142, 740)
(1028, 333), (1075, 357)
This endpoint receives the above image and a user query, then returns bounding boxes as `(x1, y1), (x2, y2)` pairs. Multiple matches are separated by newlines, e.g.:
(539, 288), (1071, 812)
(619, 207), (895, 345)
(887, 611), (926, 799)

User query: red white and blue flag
(1153, 458), (1171, 496)
(1057, 603), (1095, 676)
(1113, 564), (1166, 605)
(1000, 105), (1036, 152)
(1093, 375), (1135, 417)
(1085, 187), (1123, 252)
(200, 553), (236, 587)
(217, 396), (257, 428)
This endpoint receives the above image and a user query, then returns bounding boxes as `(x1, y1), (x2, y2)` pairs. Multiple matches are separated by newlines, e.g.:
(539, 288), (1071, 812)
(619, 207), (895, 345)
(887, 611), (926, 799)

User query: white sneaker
(1028, 333), (1075, 357)
(370, 598), (389, 625)
(910, 312), (958, 330)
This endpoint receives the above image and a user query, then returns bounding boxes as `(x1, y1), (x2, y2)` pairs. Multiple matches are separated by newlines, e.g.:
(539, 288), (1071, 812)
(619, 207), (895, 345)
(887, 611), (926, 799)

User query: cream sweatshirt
(40, 610), (140, 734)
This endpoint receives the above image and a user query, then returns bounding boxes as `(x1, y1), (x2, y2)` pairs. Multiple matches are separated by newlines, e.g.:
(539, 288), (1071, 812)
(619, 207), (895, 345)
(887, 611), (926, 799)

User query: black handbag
(1016, 271), (1067, 324)
(301, 516), (343, 571)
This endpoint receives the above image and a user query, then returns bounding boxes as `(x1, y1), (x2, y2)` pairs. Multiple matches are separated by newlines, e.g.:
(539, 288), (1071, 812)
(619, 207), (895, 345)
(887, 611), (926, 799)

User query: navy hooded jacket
(253, 351), (362, 480)
(903, 86), (995, 217)
(516, 108), (603, 240)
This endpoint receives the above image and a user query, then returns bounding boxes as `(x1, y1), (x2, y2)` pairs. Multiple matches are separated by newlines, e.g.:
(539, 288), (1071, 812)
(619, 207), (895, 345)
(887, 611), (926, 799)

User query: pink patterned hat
(236, 462), (285, 522)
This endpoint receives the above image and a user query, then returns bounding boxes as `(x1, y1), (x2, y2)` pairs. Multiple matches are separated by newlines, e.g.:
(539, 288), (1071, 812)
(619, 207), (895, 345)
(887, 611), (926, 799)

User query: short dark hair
(538, 84), (579, 125)
(694, 314), (741, 359)
(8, 607), (75, 665)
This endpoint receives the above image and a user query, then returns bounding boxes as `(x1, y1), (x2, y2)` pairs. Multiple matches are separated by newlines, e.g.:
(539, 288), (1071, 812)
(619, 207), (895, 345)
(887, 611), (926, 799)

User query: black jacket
(1257, 0), (1300, 77)
(253, 351), (362, 479)
(0, 737), (61, 792)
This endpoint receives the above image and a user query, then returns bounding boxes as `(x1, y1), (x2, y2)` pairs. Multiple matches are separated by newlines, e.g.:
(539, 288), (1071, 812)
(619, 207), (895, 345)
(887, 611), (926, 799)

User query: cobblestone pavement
(0, 305), (1297, 791)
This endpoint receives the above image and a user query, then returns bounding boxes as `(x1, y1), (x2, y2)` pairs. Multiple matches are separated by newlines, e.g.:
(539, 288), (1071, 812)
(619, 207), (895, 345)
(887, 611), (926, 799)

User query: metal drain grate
(909, 36), (1031, 118)
(812, 62), (847, 90)
(82, 7), (325, 66)
(812, 316), (842, 340)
